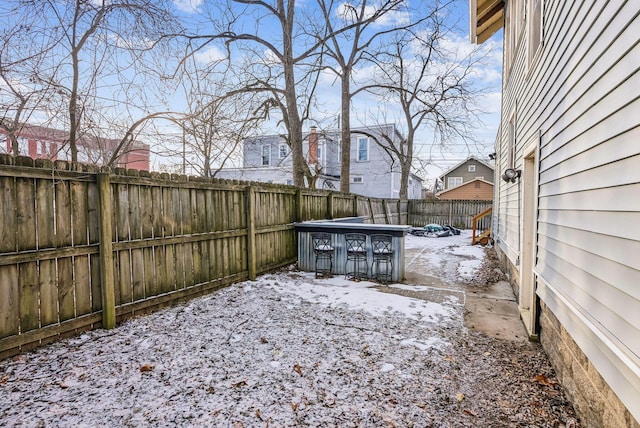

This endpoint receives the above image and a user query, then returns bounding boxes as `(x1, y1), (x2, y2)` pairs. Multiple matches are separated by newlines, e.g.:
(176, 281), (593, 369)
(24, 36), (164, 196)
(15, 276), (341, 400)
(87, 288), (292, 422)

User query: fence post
(246, 185), (257, 280)
(353, 195), (358, 217)
(295, 188), (303, 222)
(97, 172), (116, 329)
(327, 192), (334, 219)
(382, 199), (390, 224)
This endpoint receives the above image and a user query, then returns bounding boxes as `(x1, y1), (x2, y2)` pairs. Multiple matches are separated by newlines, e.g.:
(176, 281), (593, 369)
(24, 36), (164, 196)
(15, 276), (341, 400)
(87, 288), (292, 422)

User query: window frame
(447, 176), (463, 188)
(356, 137), (369, 162)
(468, 165), (476, 172)
(261, 144), (271, 166)
(278, 143), (288, 159)
(528, 0), (543, 66)
(351, 175), (364, 184)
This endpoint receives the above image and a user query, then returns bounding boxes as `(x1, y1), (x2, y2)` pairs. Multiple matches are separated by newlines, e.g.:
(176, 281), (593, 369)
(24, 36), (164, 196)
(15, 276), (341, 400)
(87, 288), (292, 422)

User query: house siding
(438, 181), (494, 200)
(219, 125), (423, 199)
(442, 158), (494, 189)
(493, 0), (640, 425)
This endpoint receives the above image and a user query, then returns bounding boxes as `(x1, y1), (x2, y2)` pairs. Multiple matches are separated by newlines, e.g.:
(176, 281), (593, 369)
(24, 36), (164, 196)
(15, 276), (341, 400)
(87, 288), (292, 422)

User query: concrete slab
(462, 281), (530, 342)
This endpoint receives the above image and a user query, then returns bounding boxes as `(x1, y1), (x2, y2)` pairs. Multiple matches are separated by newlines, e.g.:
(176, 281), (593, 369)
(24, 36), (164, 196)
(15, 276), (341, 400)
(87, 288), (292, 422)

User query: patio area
(0, 232), (580, 427)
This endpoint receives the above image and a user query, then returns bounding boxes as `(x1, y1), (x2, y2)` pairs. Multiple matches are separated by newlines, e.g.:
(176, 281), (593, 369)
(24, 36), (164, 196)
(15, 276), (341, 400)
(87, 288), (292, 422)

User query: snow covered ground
(0, 232), (579, 427)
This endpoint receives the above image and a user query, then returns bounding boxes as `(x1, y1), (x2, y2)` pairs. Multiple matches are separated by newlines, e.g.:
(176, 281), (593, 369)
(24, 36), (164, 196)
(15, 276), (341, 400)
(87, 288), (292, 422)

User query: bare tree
(362, 15), (486, 198)
(172, 0), (321, 186)
(0, 15), (63, 155)
(316, 0), (432, 193)
(5, 0), (181, 162)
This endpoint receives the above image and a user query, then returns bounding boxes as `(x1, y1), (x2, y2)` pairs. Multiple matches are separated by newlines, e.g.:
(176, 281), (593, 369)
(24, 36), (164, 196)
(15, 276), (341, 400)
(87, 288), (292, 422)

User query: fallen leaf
(456, 393), (465, 402)
(255, 409), (261, 420)
(483, 352), (491, 356)
(206, 386), (215, 394)
(140, 364), (155, 372)
(532, 374), (557, 387)
(291, 402), (298, 411)
(0, 374), (8, 384)
(463, 408), (477, 417)
(444, 355), (455, 362)
(293, 363), (303, 376)
(232, 422), (244, 428)
(59, 381), (69, 389)
(260, 337), (268, 344)
(232, 380), (248, 388)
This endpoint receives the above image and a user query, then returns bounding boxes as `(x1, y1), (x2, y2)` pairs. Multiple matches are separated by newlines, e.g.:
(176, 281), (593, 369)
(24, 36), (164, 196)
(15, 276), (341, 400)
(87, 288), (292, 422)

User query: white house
(470, 0), (640, 426)
(216, 124), (424, 199)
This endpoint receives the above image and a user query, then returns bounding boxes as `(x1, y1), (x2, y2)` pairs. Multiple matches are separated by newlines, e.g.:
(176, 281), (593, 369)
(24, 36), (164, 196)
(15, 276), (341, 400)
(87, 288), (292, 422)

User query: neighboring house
(470, 0), (640, 426)
(438, 156), (494, 191)
(216, 124), (424, 199)
(436, 178), (494, 200)
(0, 124), (150, 170)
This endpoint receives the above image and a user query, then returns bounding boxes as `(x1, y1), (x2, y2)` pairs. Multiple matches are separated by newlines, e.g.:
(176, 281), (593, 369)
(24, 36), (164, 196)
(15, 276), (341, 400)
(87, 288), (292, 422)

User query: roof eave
(470, 0), (505, 44)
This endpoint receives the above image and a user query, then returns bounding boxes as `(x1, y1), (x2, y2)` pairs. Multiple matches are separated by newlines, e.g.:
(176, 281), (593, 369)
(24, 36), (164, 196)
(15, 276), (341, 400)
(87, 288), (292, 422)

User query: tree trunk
(282, 1), (306, 187)
(340, 74), (351, 193)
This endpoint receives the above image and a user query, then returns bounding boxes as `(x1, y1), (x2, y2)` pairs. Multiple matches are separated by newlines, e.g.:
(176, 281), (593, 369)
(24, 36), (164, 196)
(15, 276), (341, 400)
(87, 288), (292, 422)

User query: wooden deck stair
(472, 206), (492, 245)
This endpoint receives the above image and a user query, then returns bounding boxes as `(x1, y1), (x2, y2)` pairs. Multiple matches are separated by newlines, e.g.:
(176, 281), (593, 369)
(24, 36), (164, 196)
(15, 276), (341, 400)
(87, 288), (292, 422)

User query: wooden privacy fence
(408, 199), (493, 230)
(0, 156), (491, 359)
(0, 156), (415, 358)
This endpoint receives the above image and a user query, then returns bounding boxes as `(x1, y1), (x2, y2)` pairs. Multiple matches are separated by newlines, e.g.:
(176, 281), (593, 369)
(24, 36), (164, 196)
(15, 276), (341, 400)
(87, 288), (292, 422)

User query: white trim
(447, 176), (463, 188)
(356, 136), (369, 162)
(261, 144), (271, 166)
(278, 143), (288, 159)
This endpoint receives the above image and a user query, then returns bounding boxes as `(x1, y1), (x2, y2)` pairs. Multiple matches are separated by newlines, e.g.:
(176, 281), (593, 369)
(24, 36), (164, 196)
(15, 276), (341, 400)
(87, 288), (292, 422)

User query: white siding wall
(495, 0), (640, 419)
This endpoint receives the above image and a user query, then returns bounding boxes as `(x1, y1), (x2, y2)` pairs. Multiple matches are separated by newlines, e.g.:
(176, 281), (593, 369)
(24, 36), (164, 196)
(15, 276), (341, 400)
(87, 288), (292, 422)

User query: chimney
(308, 126), (318, 164)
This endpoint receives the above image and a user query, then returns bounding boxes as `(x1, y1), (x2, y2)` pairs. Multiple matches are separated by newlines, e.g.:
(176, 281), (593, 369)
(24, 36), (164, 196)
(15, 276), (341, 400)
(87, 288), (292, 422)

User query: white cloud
(173, 0), (204, 13)
(336, 2), (410, 27)
(194, 46), (226, 64)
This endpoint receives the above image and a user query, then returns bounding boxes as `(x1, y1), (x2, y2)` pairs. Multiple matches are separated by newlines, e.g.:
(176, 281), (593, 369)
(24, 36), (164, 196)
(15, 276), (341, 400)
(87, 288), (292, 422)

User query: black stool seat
(345, 233), (368, 281)
(311, 233), (334, 278)
(371, 234), (393, 284)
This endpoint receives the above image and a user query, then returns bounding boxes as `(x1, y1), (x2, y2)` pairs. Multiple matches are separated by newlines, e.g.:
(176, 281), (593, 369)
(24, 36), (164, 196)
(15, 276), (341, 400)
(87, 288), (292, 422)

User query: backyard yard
(0, 233), (579, 427)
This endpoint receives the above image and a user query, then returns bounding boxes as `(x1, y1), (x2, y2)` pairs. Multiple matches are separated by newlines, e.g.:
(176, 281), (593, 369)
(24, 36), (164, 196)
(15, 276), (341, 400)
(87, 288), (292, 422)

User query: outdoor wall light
(501, 168), (522, 183)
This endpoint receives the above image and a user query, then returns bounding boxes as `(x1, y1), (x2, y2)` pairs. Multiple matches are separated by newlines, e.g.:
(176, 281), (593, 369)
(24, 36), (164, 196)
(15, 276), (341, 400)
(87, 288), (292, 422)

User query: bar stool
(345, 233), (368, 281)
(371, 234), (393, 284)
(311, 233), (334, 278)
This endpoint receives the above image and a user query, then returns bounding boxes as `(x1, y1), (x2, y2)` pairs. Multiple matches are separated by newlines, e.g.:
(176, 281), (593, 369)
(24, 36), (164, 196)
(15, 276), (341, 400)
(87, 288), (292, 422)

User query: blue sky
(0, 0), (504, 182)
(166, 0), (504, 181)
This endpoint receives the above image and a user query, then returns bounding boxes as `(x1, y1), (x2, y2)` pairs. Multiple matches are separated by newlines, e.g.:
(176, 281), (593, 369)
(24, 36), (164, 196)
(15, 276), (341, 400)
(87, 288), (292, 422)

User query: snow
(0, 230), (488, 427)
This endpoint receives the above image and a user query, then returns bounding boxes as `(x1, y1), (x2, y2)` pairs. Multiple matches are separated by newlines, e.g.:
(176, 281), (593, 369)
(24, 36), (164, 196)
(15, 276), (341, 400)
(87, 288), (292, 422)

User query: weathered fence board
(0, 158), (491, 359)
(408, 199), (493, 229)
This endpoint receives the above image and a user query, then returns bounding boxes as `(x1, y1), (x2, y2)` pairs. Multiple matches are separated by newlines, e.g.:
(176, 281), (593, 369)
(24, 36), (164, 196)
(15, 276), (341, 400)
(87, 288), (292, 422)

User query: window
(505, 0), (525, 75)
(17, 137), (28, 155)
(351, 175), (364, 184)
(317, 143), (323, 165)
(475, 176), (485, 180)
(468, 165), (476, 172)
(279, 143), (288, 159)
(528, 0), (543, 65)
(286, 179), (293, 186)
(261, 144), (271, 166)
(447, 177), (462, 188)
(357, 137), (368, 161)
